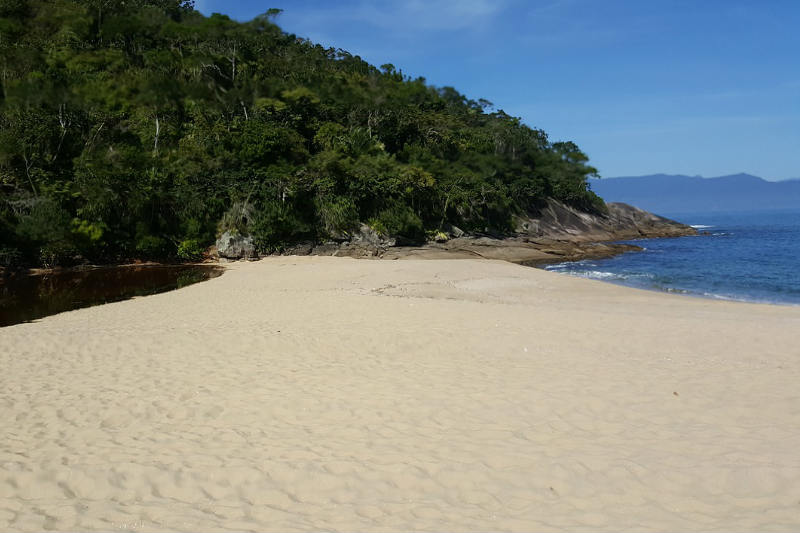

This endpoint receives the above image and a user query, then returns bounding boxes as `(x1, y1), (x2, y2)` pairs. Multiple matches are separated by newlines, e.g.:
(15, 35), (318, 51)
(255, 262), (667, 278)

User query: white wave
(583, 271), (619, 279)
(564, 270), (623, 280)
(691, 224), (714, 229)
(664, 287), (690, 294)
(545, 260), (598, 271)
(551, 268), (658, 283)
(698, 292), (798, 306)
(702, 292), (745, 302)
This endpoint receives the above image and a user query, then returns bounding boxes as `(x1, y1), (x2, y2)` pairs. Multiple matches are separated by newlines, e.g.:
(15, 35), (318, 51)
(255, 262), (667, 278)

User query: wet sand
(1, 256), (799, 531)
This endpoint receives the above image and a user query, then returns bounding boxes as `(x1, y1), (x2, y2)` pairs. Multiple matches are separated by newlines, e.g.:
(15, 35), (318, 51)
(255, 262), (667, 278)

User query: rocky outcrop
(381, 237), (642, 265)
(348, 223), (396, 249)
(225, 199), (696, 266)
(442, 223), (465, 238)
(278, 224), (397, 259)
(514, 200), (695, 242)
(382, 200), (695, 265)
(216, 231), (255, 260)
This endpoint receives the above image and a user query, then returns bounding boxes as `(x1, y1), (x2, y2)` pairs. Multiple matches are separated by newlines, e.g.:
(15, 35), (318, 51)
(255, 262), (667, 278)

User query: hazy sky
(195, 0), (800, 181)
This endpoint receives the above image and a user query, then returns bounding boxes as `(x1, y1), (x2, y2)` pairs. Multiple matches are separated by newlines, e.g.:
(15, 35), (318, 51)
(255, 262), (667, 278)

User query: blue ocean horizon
(545, 208), (800, 306)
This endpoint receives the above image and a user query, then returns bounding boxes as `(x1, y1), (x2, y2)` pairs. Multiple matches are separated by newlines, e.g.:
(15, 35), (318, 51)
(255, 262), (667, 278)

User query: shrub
(38, 242), (79, 268)
(218, 201), (256, 235)
(0, 247), (22, 268)
(429, 230), (448, 242)
(16, 199), (71, 244)
(135, 234), (171, 259)
(251, 201), (311, 252)
(316, 197), (358, 236)
(70, 218), (108, 259)
(366, 217), (387, 236)
(177, 239), (203, 261)
(375, 203), (425, 242)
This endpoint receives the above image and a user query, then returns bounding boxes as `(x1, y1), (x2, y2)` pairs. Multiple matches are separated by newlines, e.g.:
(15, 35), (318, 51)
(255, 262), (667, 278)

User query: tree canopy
(0, 0), (604, 267)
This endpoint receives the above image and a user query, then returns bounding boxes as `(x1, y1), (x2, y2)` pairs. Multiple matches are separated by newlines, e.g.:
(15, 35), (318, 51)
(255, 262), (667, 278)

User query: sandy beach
(2, 256), (800, 532)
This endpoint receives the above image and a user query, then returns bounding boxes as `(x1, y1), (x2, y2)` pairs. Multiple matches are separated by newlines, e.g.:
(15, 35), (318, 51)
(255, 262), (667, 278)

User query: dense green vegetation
(0, 0), (604, 268)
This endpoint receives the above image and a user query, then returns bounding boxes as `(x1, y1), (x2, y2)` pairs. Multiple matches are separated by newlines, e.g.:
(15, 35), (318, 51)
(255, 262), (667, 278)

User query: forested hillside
(0, 0), (604, 268)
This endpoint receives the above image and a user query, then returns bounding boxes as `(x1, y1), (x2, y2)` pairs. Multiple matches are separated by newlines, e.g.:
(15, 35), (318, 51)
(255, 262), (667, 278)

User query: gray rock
(216, 231), (255, 259)
(311, 243), (340, 256)
(281, 242), (314, 256)
(350, 224), (396, 248)
(443, 223), (465, 238)
(513, 199), (696, 242)
(335, 243), (380, 258)
(325, 229), (350, 242)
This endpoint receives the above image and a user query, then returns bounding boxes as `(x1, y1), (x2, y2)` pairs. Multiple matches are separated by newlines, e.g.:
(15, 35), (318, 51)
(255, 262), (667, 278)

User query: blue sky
(195, 0), (800, 181)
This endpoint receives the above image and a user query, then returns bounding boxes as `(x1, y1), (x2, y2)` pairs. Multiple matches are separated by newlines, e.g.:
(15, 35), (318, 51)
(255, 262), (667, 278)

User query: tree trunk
(22, 153), (37, 197)
(229, 43), (237, 82)
(153, 115), (160, 156)
(53, 103), (69, 162)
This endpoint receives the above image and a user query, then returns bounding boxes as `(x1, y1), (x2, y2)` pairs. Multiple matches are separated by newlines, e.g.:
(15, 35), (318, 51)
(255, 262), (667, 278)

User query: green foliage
(251, 201), (312, 252)
(177, 238), (203, 261)
(70, 218), (107, 259)
(375, 203), (424, 243)
(0, 0), (606, 267)
(39, 241), (79, 268)
(366, 217), (387, 236)
(218, 201), (255, 236)
(16, 200), (71, 245)
(135, 234), (171, 259)
(0, 246), (23, 267)
(71, 219), (105, 243)
(316, 196), (358, 236)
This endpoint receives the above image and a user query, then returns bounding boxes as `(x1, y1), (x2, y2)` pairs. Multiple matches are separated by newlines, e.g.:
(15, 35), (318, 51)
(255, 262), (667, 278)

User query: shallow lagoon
(0, 264), (223, 327)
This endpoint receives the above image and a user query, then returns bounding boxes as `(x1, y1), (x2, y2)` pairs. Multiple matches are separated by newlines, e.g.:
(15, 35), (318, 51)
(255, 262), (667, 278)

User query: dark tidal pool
(0, 264), (223, 327)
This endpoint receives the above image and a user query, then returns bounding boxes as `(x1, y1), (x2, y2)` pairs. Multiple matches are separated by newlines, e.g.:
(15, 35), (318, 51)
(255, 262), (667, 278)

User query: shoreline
(25, 232), (797, 318)
(2, 200), (697, 279)
(548, 267), (800, 308)
(0, 233), (686, 279)
(0, 260), (220, 280)
(2, 257), (800, 531)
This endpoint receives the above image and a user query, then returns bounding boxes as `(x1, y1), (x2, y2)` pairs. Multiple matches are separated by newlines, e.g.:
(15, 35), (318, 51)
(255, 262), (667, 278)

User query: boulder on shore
(216, 231), (256, 260)
(350, 223), (396, 249)
(443, 223), (465, 238)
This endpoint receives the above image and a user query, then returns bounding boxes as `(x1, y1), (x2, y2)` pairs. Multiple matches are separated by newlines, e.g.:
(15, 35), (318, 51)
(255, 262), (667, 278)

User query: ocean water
(545, 209), (800, 305)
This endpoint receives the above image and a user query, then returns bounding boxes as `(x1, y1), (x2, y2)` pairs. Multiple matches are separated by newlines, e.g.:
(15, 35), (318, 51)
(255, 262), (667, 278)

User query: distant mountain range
(590, 173), (800, 215)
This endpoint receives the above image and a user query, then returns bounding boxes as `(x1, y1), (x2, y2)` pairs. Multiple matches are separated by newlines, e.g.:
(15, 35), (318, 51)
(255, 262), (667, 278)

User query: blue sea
(545, 209), (800, 305)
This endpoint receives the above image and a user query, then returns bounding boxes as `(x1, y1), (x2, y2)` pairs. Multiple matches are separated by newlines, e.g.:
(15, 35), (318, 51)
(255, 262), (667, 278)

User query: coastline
(2, 200), (696, 278)
(0, 240), (646, 279)
(2, 256), (800, 531)
(0, 233), (678, 279)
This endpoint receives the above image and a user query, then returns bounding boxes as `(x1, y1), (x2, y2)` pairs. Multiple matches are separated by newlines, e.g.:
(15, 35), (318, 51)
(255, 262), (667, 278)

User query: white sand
(2, 256), (800, 532)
